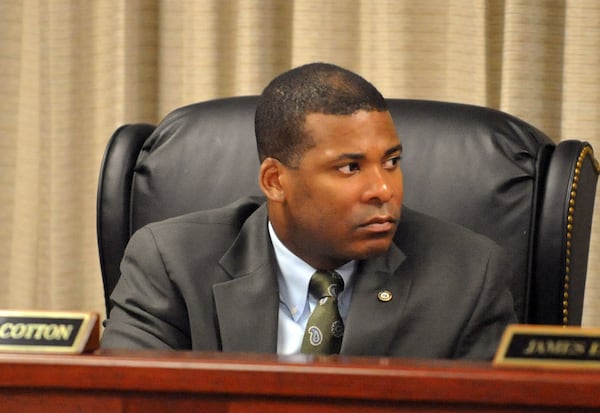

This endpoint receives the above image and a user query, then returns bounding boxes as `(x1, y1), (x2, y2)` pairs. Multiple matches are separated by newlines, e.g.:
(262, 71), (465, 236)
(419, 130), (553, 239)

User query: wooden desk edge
(0, 350), (598, 409)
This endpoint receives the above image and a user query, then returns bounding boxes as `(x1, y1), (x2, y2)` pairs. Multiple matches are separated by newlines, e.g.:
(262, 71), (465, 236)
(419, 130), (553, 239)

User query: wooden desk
(0, 350), (599, 412)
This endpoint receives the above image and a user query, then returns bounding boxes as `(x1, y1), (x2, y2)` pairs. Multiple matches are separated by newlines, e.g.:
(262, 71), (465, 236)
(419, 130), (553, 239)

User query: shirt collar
(268, 221), (355, 321)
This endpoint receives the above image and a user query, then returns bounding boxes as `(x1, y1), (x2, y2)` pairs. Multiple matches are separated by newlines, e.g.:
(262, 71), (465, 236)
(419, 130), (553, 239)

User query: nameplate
(494, 324), (600, 368)
(0, 310), (99, 354)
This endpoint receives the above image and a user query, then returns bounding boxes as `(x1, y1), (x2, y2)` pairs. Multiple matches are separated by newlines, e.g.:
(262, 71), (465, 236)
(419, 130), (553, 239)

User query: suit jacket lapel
(213, 204), (279, 353)
(341, 243), (411, 356)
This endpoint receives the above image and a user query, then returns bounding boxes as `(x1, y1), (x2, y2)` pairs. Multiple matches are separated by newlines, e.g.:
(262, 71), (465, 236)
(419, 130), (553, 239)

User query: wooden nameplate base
(0, 310), (99, 354)
(494, 324), (600, 368)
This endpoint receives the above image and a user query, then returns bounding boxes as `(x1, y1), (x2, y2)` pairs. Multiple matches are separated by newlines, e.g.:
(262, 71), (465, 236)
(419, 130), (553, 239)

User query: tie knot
(309, 270), (344, 300)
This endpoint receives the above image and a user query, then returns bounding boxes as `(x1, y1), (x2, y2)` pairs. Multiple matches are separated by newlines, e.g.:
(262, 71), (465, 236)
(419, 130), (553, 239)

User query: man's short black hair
(255, 62), (388, 167)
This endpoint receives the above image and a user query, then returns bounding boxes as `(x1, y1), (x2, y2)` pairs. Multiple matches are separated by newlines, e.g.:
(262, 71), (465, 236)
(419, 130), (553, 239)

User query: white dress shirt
(268, 222), (355, 355)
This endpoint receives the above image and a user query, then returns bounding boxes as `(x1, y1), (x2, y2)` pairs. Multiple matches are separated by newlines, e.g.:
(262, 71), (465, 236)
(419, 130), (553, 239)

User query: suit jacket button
(378, 290), (393, 302)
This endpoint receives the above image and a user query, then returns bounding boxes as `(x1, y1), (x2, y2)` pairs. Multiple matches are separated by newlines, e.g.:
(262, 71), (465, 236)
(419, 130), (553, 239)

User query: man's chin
(351, 240), (394, 260)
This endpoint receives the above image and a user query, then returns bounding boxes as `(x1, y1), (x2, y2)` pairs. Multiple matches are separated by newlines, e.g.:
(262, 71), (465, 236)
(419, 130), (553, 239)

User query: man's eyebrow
(336, 153), (365, 161)
(335, 144), (403, 161)
(385, 144), (403, 156)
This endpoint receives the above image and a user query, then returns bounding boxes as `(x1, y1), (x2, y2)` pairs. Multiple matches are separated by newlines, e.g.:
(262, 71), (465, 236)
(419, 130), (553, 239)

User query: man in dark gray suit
(101, 63), (516, 359)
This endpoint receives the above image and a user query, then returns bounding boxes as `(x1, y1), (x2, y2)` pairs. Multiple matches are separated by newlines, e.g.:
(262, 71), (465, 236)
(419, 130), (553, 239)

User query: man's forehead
(304, 111), (398, 139)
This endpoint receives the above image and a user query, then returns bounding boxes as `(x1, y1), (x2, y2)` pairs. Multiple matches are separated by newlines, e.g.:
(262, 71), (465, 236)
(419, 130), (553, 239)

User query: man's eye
(338, 163), (360, 174)
(383, 156), (401, 169)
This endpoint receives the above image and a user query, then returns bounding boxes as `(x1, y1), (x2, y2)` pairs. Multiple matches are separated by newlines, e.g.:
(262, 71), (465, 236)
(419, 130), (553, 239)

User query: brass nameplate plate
(0, 310), (99, 354)
(494, 324), (600, 368)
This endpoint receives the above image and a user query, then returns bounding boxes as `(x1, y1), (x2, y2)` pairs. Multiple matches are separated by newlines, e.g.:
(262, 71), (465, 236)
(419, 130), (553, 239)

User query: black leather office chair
(97, 96), (599, 326)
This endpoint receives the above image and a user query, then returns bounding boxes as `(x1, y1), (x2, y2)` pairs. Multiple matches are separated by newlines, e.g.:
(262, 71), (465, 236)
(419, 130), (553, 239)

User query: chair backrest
(97, 96), (599, 325)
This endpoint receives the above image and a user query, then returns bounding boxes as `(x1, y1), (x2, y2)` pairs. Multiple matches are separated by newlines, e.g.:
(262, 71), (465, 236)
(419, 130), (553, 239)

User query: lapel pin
(377, 290), (393, 302)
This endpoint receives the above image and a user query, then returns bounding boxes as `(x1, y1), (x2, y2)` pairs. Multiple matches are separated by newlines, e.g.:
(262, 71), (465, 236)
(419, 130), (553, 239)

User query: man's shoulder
(396, 206), (498, 251)
(128, 196), (267, 259)
(136, 196), (266, 247)
(147, 195), (266, 229)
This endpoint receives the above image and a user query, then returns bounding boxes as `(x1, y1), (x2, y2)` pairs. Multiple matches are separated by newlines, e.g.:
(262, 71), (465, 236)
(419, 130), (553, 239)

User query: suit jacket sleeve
(452, 243), (518, 359)
(100, 226), (192, 349)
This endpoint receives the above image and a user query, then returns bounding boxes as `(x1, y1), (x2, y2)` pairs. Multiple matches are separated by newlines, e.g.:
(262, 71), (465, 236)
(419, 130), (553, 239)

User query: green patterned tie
(301, 270), (345, 355)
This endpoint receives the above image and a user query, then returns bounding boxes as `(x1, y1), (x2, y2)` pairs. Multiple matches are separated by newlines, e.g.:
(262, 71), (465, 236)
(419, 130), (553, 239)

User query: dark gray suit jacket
(101, 196), (516, 359)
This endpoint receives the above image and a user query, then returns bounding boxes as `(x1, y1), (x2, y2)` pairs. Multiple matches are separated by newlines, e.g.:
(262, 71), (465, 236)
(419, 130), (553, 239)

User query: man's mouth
(359, 216), (397, 233)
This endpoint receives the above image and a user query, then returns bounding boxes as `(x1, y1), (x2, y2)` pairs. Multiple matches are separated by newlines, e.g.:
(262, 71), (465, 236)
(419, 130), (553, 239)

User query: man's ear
(259, 157), (286, 202)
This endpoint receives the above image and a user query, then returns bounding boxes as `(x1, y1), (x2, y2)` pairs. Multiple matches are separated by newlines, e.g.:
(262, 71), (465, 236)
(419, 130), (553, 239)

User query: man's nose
(362, 167), (395, 204)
